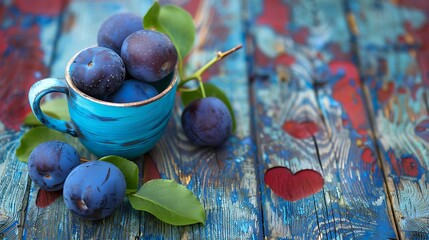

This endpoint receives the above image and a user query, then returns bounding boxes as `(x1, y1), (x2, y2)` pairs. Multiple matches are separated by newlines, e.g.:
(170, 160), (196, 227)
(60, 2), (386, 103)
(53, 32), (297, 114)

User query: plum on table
(181, 97), (232, 147)
(28, 141), (81, 191)
(63, 160), (126, 220)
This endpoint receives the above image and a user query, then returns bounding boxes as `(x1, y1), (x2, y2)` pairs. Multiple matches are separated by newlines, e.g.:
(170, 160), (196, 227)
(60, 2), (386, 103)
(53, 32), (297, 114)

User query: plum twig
(178, 44), (242, 96)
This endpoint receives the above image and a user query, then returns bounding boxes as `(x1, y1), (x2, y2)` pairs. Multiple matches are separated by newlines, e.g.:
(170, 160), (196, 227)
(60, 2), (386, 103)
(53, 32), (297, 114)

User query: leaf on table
(100, 155), (139, 194)
(24, 98), (70, 126)
(15, 126), (76, 163)
(128, 179), (205, 226)
(181, 82), (237, 131)
(144, 1), (195, 62)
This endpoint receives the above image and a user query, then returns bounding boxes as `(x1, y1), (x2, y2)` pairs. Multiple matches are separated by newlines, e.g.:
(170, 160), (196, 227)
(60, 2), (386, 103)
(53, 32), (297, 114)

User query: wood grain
(353, 0), (429, 238)
(2, 0), (429, 238)
(0, 129), (30, 239)
(248, 0), (397, 238)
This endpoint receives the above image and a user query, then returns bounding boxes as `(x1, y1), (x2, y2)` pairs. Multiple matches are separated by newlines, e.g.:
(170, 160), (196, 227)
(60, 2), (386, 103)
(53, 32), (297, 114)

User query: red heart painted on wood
(264, 167), (324, 201)
(282, 121), (319, 139)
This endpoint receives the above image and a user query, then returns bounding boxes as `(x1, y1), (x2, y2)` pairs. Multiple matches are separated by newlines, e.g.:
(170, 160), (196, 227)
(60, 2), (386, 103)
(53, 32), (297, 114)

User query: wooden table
(1, 0), (429, 239)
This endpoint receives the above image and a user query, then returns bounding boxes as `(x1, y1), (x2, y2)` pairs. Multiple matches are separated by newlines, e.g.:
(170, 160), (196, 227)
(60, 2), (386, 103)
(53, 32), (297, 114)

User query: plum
(181, 97), (232, 147)
(63, 161), (126, 220)
(69, 46), (125, 99)
(105, 79), (158, 103)
(97, 13), (143, 55)
(28, 141), (80, 191)
(121, 29), (177, 82)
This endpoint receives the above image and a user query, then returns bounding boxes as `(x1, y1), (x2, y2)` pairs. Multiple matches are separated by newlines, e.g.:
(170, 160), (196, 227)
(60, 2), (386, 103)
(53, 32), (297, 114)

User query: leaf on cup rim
(128, 179), (205, 226)
(16, 126), (68, 163)
(24, 98), (70, 126)
(143, 1), (195, 62)
(181, 82), (237, 131)
(100, 155), (139, 195)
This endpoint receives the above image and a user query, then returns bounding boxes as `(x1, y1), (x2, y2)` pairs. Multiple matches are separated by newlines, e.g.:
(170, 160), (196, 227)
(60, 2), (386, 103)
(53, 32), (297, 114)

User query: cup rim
(65, 46), (178, 107)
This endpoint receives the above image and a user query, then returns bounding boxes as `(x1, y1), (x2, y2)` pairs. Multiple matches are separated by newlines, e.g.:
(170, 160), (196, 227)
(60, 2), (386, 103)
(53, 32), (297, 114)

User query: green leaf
(100, 155), (139, 195)
(158, 5), (195, 59)
(144, 2), (195, 61)
(181, 82), (237, 131)
(24, 98), (70, 126)
(143, 1), (161, 30)
(128, 179), (205, 226)
(16, 126), (68, 163)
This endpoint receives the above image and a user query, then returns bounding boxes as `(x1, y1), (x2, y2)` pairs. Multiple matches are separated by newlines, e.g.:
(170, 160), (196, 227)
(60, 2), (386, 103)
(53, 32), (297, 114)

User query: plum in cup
(69, 46), (125, 99)
(121, 29), (178, 82)
(28, 141), (81, 191)
(97, 13), (144, 55)
(105, 79), (158, 103)
(63, 161), (126, 220)
(181, 97), (232, 147)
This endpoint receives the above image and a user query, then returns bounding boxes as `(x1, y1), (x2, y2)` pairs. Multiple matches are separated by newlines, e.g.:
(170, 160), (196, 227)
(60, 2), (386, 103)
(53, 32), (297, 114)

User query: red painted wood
(256, 0), (289, 34)
(282, 121), (319, 139)
(0, 0), (71, 130)
(143, 154), (161, 183)
(330, 61), (368, 130)
(0, 24), (48, 130)
(14, 0), (70, 16)
(36, 190), (63, 208)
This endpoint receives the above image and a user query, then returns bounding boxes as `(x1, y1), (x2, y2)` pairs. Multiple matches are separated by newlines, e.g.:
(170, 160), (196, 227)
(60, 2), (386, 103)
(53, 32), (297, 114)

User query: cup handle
(28, 78), (78, 137)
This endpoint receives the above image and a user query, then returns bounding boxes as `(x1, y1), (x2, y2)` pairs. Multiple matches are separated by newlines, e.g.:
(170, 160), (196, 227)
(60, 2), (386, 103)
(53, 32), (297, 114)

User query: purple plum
(97, 13), (143, 55)
(63, 161), (126, 220)
(69, 46), (125, 99)
(105, 79), (158, 103)
(28, 141), (80, 191)
(181, 97), (232, 147)
(121, 29), (177, 82)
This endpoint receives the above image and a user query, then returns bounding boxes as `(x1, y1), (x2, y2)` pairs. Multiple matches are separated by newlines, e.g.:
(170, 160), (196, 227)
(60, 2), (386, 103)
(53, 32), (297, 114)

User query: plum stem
(197, 76), (206, 98)
(178, 44), (242, 93)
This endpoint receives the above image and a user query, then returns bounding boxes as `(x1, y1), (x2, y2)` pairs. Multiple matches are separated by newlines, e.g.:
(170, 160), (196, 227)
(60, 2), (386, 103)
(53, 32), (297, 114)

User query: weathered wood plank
(138, 0), (262, 238)
(0, 1), (66, 238)
(248, 0), (397, 238)
(353, 0), (429, 238)
(22, 1), (151, 239)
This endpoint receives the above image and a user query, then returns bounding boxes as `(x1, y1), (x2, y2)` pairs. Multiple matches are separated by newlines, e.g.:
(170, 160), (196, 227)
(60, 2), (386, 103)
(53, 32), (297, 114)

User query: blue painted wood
(3, 0), (429, 239)
(352, 0), (429, 238)
(248, 0), (396, 238)
(0, 129), (29, 239)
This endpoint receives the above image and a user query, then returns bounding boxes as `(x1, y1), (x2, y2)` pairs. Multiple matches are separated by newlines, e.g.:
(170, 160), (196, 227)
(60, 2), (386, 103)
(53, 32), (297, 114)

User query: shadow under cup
(28, 60), (178, 159)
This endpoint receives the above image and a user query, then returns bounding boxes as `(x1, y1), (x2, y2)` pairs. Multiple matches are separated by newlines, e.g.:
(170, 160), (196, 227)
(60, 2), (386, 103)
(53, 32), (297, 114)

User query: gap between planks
(343, 3), (401, 239)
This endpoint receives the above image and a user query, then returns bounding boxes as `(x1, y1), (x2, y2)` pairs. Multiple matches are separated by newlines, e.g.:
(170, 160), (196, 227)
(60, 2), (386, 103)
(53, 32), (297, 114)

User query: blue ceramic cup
(28, 52), (178, 159)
